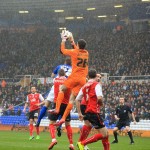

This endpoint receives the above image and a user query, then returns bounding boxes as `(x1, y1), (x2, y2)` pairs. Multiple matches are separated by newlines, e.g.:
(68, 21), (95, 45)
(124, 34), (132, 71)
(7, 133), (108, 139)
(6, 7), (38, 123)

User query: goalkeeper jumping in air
(49, 29), (89, 126)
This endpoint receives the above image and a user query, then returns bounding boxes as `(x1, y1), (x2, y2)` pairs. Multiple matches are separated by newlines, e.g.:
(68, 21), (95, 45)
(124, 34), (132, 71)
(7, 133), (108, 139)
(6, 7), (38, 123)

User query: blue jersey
(53, 64), (72, 77)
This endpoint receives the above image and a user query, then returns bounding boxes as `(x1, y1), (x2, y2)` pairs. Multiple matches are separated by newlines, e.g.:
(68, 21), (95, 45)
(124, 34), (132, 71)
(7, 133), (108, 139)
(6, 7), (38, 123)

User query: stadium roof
(0, 0), (142, 13)
(0, 0), (149, 26)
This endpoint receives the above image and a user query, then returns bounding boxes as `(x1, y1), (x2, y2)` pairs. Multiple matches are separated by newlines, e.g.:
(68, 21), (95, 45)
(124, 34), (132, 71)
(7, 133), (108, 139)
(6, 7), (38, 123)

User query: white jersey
(46, 85), (54, 102)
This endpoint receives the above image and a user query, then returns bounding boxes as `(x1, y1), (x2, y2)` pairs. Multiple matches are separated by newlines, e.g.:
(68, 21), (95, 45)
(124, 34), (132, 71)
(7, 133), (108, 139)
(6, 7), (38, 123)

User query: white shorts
(46, 85), (54, 102)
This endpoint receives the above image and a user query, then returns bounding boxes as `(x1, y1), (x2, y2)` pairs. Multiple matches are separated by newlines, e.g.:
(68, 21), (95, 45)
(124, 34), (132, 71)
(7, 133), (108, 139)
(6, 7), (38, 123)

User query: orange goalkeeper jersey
(61, 42), (89, 77)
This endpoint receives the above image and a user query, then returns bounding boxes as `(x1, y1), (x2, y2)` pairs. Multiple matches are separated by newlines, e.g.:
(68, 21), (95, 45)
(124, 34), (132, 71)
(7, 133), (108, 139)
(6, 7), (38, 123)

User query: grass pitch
(0, 131), (149, 150)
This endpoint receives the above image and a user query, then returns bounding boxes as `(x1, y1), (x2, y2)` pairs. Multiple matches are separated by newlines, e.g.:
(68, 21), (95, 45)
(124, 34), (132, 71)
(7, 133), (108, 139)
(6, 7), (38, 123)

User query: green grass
(0, 131), (149, 150)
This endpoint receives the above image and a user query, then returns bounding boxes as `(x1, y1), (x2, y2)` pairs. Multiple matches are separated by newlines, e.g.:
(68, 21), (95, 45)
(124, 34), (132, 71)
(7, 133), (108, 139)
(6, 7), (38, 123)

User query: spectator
(0, 29), (149, 77)
(1, 80), (7, 88)
(0, 27), (149, 121)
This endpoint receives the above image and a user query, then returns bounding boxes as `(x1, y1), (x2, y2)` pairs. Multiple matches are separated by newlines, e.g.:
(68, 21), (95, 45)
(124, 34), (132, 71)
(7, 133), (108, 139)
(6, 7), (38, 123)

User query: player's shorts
(116, 120), (130, 130)
(85, 112), (105, 129)
(46, 85), (54, 102)
(64, 75), (86, 96)
(80, 104), (88, 120)
(48, 103), (71, 122)
(28, 109), (39, 120)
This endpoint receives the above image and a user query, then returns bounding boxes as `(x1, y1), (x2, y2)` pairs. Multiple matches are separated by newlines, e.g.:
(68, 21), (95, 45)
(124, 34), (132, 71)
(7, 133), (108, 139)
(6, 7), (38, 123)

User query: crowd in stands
(103, 80), (150, 122)
(0, 80), (149, 120)
(0, 29), (61, 78)
(0, 81), (51, 116)
(88, 29), (150, 76)
(0, 26), (149, 121)
(0, 27), (149, 78)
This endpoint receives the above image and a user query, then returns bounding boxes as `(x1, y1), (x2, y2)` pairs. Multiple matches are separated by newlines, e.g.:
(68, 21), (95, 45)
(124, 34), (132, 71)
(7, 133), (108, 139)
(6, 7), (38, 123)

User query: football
(61, 30), (72, 39)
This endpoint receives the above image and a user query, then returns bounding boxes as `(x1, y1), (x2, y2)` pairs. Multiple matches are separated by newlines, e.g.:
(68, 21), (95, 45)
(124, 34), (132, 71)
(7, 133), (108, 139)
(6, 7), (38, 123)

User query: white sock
(52, 138), (56, 142)
(70, 144), (74, 147)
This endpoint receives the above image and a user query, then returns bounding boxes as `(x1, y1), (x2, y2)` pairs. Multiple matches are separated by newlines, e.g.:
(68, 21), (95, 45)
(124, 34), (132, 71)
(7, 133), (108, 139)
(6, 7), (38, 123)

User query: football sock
(102, 136), (110, 150)
(128, 131), (134, 142)
(66, 125), (73, 144)
(62, 103), (73, 121)
(56, 92), (64, 112)
(79, 125), (92, 142)
(81, 133), (104, 146)
(113, 131), (118, 141)
(49, 124), (56, 139)
(29, 124), (34, 136)
(36, 126), (40, 135)
(36, 106), (47, 126)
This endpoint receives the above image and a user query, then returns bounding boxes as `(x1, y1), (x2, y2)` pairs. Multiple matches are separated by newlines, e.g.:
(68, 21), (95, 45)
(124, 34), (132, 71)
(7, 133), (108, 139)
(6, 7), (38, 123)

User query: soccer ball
(61, 30), (72, 40)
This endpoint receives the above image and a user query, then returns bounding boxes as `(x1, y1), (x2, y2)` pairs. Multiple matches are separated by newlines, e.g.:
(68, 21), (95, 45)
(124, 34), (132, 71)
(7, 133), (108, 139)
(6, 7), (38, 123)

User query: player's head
(58, 69), (65, 76)
(77, 39), (87, 49)
(64, 57), (71, 66)
(30, 86), (37, 93)
(88, 69), (97, 79)
(119, 97), (125, 105)
(96, 73), (101, 82)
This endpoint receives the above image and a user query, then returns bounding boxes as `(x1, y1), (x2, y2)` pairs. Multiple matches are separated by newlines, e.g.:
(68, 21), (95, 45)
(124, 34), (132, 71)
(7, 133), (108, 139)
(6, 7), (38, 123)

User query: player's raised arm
(60, 30), (77, 56)
(68, 32), (78, 49)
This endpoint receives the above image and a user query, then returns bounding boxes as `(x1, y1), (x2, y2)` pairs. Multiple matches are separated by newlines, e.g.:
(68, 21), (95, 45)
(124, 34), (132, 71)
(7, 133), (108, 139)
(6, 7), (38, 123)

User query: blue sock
(36, 106), (47, 126)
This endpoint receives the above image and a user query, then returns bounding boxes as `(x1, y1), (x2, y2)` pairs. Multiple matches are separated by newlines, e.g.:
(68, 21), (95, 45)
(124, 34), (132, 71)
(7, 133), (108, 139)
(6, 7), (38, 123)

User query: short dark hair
(58, 69), (65, 76)
(30, 86), (37, 89)
(88, 69), (97, 79)
(65, 57), (71, 66)
(77, 39), (87, 49)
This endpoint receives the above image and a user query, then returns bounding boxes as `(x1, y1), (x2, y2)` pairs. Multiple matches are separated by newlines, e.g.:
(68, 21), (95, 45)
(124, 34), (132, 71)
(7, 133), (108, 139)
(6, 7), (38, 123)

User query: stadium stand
(0, 0), (149, 136)
(0, 80), (149, 130)
(0, 29), (149, 78)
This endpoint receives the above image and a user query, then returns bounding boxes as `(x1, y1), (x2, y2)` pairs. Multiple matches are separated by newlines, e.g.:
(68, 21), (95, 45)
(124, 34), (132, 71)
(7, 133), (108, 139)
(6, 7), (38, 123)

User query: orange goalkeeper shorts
(64, 75), (86, 96)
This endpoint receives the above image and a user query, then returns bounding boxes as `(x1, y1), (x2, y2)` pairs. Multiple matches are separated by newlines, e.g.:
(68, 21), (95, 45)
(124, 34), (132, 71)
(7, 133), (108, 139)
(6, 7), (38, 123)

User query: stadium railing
(108, 75), (150, 82)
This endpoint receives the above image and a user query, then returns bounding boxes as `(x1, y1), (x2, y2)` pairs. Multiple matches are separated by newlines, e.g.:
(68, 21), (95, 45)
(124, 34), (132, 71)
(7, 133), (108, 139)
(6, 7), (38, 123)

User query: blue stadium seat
(0, 115), (28, 125)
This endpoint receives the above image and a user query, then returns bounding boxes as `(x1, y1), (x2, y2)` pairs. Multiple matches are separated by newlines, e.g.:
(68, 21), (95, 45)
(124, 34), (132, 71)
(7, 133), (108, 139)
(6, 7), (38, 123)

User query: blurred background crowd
(0, 0), (150, 123)
(0, 79), (149, 121)
(0, 28), (149, 78)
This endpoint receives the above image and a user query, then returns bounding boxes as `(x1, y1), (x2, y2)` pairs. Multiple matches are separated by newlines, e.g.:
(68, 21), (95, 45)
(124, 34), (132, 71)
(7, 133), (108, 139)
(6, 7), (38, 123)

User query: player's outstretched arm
(68, 32), (78, 49)
(23, 102), (28, 113)
(60, 30), (69, 54)
(60, 40), (76, 56)
(68, 32), (74, 42)
(75, 89), (84, 121)
(131, 112), (136, 124)
(35, 100), (46, 106)
(97, 96), (103, 106)
(76, 100), (84, 121)
(61, 29), (69, 42)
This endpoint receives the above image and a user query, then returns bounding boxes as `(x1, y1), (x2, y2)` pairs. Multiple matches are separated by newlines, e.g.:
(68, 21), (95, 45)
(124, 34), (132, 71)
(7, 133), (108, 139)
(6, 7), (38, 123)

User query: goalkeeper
(49, 30), (89, 126)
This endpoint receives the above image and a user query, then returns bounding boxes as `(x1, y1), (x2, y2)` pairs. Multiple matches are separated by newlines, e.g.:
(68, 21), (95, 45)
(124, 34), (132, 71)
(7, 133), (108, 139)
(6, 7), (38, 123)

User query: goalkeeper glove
(61, 30), (69, 42)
